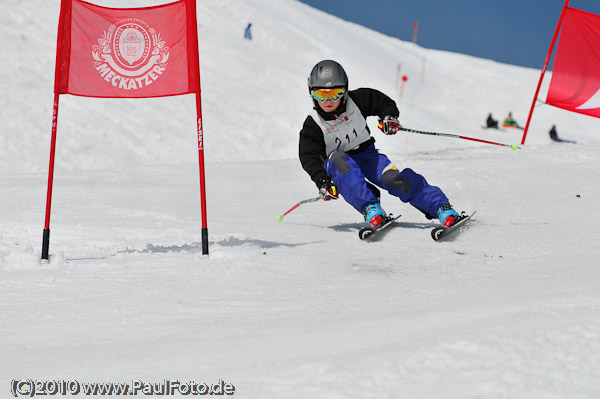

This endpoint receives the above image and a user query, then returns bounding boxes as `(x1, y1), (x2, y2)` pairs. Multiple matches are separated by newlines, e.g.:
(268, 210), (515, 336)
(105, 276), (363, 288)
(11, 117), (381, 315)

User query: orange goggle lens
(311, 88), (345, 102)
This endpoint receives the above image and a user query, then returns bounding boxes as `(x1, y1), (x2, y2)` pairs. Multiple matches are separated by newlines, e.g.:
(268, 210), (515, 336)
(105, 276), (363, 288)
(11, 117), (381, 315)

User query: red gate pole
(41, 93), (60, 263)
(395, 63), (401, 97)
(412, 22), (418, 44)
(195, 92), (209, 256)
(521, 0), (570, 145)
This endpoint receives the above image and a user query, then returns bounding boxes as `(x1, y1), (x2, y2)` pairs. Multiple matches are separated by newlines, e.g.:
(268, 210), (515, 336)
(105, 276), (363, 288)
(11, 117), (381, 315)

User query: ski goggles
(311, 87), (346, 102)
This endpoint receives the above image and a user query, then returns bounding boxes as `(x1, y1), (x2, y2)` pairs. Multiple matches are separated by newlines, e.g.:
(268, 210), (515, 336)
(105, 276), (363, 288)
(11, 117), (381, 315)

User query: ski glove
(318, 178), (339, 201)
(378, 116), (401, 135)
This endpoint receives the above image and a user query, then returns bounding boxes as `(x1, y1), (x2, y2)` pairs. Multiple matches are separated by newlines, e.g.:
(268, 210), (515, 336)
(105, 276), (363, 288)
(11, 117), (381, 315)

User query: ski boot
(363, 202), (387, 228)
(436, 204), (459, 228)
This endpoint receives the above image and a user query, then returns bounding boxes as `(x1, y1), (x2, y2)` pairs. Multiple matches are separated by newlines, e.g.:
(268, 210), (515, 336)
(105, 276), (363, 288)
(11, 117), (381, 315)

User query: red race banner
(42, 0), (208, 262)
(55, 0), (199, 98)
(546, 7), (600, 118)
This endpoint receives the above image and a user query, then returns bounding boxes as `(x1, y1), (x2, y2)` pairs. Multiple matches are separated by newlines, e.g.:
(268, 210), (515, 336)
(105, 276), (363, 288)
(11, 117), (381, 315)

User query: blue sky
(297, 0), (600, 70)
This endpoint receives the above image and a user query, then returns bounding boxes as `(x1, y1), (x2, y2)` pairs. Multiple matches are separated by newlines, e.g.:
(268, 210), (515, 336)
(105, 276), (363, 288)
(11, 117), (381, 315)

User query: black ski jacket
(299, 88), (399, 187)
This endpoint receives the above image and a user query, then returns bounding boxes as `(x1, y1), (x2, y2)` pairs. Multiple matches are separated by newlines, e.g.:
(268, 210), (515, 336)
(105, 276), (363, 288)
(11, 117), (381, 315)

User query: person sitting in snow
(502, 112), (520, 128)
(298, 59), (462, 229)
(549, 125), (576, 144)
(549, 124), (558, 140)
(486, 113), (498, 129)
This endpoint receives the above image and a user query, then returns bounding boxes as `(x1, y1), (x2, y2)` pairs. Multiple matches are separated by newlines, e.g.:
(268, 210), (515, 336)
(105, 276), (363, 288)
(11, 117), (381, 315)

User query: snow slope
(2, 0), (600, 398)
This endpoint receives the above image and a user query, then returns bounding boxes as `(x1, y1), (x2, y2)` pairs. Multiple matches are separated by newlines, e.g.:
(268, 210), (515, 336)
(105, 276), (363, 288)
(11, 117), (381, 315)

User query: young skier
(298, 59), (461, 229)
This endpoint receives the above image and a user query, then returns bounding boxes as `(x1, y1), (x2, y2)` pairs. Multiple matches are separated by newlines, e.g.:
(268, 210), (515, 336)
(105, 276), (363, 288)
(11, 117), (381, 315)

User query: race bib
(310, 97), (371, 156)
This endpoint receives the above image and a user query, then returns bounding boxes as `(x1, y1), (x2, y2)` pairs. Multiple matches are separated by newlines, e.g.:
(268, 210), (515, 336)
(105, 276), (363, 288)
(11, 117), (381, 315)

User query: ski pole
(399, 126), (521, 150)
(277, 196), (321, 221)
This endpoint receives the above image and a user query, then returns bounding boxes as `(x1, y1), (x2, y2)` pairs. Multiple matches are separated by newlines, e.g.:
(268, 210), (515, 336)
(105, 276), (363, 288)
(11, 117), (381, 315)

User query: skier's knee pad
(381, 166), (412, 194)
(328, 151), (351, 175)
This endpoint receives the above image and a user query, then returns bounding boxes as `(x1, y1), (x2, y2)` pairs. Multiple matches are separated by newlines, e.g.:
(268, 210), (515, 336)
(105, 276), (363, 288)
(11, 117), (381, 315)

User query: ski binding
(431, 211), (476, 241)
(359, 214), (401, 240)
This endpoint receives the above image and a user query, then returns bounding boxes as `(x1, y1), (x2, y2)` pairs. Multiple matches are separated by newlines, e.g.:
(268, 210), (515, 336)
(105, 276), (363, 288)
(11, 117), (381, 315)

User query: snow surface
(2, 0), (600, 397)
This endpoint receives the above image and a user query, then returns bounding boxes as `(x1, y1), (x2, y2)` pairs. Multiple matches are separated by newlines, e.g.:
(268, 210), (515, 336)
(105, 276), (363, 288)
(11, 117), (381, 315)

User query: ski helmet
(307, 60), (348, 93)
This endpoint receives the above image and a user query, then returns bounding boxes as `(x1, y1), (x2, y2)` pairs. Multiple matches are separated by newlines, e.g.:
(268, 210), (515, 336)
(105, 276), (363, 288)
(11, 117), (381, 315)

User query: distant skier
(549, 125), (576, 144)
(549, 124), (558, 140)
(486, 113), (498, 129)
(244, 23), (252, 40)
(298, 59), (462, 229)
(502, 112), (521, 129)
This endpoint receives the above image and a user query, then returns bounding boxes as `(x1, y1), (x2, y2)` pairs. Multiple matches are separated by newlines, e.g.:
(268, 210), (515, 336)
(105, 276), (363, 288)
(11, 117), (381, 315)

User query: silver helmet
(307, 60), (348, 92)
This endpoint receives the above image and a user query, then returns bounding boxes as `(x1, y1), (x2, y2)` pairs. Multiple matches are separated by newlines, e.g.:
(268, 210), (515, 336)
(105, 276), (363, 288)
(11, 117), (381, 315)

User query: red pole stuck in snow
(395, 63), (402, 96)
(399, 75), (408, 103)
(412, 22), (418, 44)
(41, 93), (60, 263)
(521, 0), (571, 145)
(196, 92), (209, 256)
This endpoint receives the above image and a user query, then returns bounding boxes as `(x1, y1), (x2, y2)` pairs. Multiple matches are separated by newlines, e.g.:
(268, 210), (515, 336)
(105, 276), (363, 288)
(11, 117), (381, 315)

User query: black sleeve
(299, 116), (328, 188)
(349, 88), (399, 119)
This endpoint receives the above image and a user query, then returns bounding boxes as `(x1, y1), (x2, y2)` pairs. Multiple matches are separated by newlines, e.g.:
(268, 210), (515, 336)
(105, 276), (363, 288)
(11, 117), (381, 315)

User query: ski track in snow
(3, 149), (600, 398)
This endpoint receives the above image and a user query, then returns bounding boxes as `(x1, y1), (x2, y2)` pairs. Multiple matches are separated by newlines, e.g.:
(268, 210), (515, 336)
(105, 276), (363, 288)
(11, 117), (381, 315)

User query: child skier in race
(299, 59), (461, 229)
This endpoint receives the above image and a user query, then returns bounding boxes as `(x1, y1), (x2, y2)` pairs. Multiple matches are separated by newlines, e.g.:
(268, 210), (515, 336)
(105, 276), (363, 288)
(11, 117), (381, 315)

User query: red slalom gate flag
(55, 0), (200, 98)
(546, 7), (600, 118)
(42, 0), (209, 262)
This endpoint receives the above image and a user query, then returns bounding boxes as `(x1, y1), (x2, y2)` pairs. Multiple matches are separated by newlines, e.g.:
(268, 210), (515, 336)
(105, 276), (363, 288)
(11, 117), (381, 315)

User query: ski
(431, 211), (476, 241)
(358, 214), (401, 240)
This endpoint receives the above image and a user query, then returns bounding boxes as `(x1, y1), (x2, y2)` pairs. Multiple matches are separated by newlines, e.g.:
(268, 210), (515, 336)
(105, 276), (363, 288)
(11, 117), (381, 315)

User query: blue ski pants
(324, 144), (449, 219)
